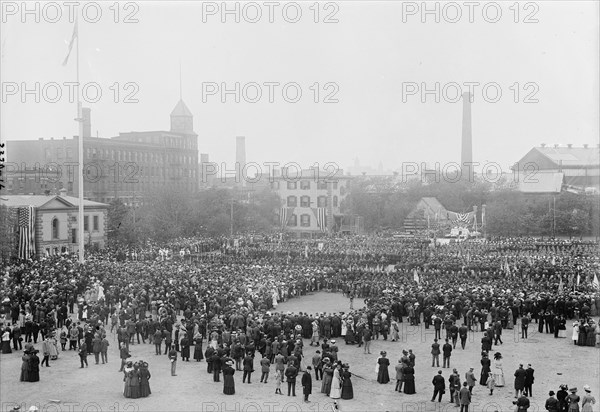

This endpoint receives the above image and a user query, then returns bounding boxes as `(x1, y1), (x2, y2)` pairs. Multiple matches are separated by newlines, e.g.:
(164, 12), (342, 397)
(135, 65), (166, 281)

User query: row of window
(285, 214), (327, 227)
(276, 181), (340, 190)
(287, 195), (338, 207)
(51, 215), (99, 239)
(48, 147), (196, 165)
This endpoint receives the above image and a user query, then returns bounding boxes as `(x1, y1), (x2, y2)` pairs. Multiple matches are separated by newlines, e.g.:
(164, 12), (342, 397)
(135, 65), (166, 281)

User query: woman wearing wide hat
(139, 361), (151, 398)
(492, 352), (505, 387)
(377, 351), (390, 384)
(567, 387), (580, 412)
(340, 364), (353, 400)
(581, 385), (596, 412)
(28, 349), (40, 382)
(20, 349), (31, 382)
(480, 352), (491, 386)
(223, 360), (236, 395)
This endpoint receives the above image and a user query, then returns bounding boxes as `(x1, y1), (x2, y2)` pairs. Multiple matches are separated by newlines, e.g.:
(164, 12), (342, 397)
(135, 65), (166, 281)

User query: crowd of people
(1, 235), (599, 410)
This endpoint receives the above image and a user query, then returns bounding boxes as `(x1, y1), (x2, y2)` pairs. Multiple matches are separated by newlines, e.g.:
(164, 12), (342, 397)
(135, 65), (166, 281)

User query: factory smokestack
(236, 136), (246, 187)
(461, 92), (473, 174)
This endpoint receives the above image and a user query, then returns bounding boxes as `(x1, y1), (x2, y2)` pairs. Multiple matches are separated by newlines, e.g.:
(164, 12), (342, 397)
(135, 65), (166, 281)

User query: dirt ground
(1, 292), (598, 412)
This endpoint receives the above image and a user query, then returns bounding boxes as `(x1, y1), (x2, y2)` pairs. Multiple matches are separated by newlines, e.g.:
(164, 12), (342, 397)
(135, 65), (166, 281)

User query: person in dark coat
(285, 364), (298, 396)
(212, 352), (222, 382)
(78, 340), (88, 368)
(242, 353), (254, 383)
(480, 352), (491, 386)
(223, 360), (236, 395)
(524, 364), (535, 397)
(557, 385), (569, 411)
(431, 370), (445, 402)
(29, 349), (40, 382)
(20, 349), (31, 382)
(205, 346), (215, 373)
(545, 391), (559, 412)
(514, 364), (527, 398)
(377, 351), (390, 384)
(341, 364), (353, 399)
(403, 364), (416, 394)
(193, 336), (204, 361)
(302, 366), (312, 402)
(139, 361), (151, 397)
(180, 335), (190, 361)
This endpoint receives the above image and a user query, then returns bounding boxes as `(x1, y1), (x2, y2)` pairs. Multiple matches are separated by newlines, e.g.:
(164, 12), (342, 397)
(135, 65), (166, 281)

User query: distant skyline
(1, 1), (599, 175)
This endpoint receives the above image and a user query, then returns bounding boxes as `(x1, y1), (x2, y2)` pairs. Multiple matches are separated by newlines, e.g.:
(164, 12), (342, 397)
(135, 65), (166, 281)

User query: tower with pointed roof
(170, 99), (194, 134)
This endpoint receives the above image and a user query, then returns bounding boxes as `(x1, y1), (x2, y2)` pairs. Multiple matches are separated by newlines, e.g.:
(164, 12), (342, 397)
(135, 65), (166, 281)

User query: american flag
(316, 207), (327, 232)
(447, 210), (475, 226)
(279, 207), (288, 227)
(18, 206), (36, 259)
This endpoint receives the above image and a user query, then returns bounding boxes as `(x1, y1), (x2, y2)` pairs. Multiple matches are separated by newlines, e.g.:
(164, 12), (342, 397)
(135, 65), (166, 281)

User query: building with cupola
(5, 100), (199, 205)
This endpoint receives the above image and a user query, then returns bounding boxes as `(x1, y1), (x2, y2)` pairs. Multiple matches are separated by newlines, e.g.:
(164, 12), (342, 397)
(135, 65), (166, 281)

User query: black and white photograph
(0, 1), (599, 411)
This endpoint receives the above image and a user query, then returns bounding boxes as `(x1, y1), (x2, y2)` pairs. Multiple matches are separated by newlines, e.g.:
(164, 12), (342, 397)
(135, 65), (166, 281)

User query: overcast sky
(1, 1), (598, 175)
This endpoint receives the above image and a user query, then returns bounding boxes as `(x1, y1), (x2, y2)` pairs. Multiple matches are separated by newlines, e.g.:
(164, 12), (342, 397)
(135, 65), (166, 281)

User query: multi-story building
(5, 100), (199, 204)
(270, 168), (360, 238)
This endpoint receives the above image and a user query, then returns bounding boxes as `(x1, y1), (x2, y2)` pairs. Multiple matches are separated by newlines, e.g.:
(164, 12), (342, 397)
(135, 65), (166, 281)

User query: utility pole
(230, 197), (233, 237)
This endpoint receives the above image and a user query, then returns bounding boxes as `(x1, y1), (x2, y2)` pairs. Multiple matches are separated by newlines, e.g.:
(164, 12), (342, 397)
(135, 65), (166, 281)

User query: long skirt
(1, 341), (12, 354)
(321, 372), (333, 394)
(341, 380), (353, 399)
(140, 380), (151, 397)
(330, 376), (342, 399)
(194, 345), (204, 361)
(403, 376), (415, 394)
(223, 375), (235, 395)
(558, 329), (567, 338)
(493, 373), (505, 387)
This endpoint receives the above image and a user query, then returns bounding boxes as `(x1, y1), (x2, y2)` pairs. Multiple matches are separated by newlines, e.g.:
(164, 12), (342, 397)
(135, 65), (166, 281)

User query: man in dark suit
(521, 314), (530, 339)
(285, 364), (298, 396)
(431, 370), (445, 402)
(524, 364), (535, 397)
(302, 366), (313, 402)
(431, 339), (441, 367)
(514, 364), (527, 398)
(442, 339), (453, 368)
(211, 352), (222, 382)
(243, 352), (254, 383)
(450, 323), (459, 348)
(458, 324), (468, 350)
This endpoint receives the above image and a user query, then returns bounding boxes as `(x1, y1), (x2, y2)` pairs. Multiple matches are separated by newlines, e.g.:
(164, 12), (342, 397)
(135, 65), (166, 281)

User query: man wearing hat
(545, 391), (559, 411)
(514, 364), (526, 398)
(312, 350), (322, 381)
(524, 364), (535, 397)
(302, 366), (313, 403)
(431, 339), (441, 367)
(431, 370), (445, 403)
(465, 367), (476, 394)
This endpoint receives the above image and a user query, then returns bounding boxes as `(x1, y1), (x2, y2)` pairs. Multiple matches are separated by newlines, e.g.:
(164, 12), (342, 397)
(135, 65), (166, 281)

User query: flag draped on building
(593, 273), (599, 289)
(18, 206), (36, 259)
(279, 207), (289, 228)
(62, 19), (78, 66)
(413, 268), (420, 284)
(315, 207), (327, 232)
(446, 210), (475, 227)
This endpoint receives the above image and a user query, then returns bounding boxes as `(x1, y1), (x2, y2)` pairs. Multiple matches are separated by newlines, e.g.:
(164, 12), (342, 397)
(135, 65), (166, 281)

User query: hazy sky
(1, 1), (598, 175)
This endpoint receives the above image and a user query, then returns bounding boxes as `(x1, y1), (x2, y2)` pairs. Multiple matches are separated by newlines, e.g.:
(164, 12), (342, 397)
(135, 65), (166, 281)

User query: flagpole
(76, 17), (84, 264)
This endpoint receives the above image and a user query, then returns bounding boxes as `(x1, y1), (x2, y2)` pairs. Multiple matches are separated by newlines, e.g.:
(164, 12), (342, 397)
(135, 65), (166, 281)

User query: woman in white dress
(329, 363), (342, 399)
(341, 318), (347, 338)
(492, 352), (505, 387)
(272, 290), (278, 309)
(572, 322), (579, 345)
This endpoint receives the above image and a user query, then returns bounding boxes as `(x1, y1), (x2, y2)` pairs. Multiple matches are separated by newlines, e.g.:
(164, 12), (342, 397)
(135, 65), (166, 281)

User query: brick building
(5, 100), (199, 204)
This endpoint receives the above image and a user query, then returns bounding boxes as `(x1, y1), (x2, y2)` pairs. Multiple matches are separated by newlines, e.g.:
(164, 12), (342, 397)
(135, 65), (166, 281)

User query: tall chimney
(461, 92), (473, 170)
(82, 107), (91, 138)
(236, 136), (246, 187)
